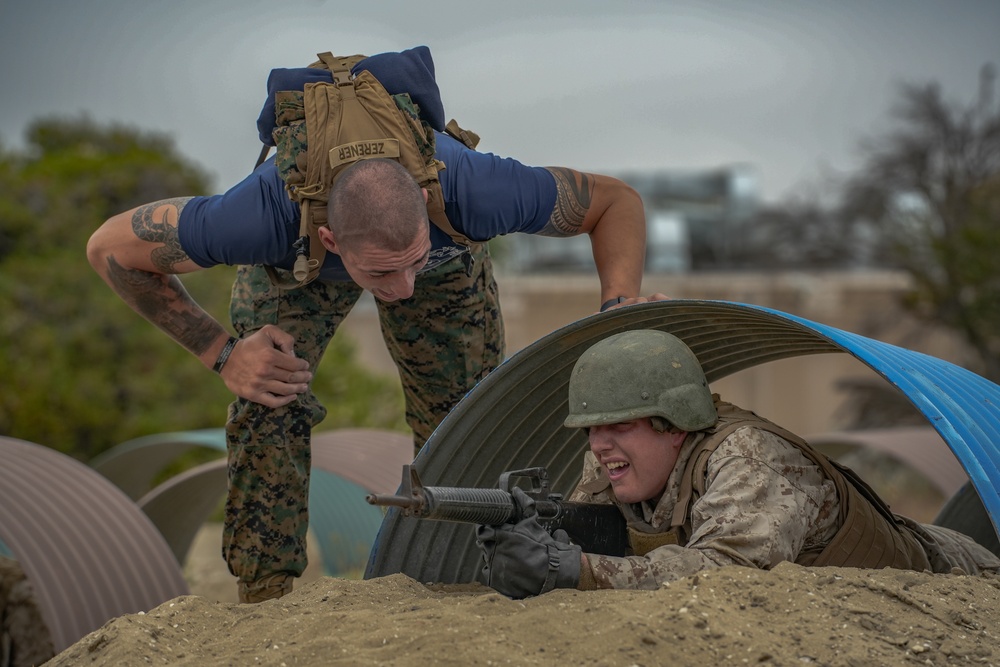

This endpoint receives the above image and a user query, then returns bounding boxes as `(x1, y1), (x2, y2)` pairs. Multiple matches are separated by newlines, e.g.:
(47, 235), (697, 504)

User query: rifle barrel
(366, 493), (421, 510)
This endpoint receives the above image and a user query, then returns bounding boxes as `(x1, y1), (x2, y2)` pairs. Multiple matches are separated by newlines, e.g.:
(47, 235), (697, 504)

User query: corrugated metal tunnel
(365, 299), (1000, 584)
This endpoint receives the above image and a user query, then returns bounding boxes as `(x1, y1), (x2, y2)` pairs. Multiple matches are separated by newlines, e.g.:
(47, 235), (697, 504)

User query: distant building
(500, 165), (758, 273)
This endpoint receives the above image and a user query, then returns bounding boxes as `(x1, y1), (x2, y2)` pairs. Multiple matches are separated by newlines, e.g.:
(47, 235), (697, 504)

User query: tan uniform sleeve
(580, 427), (837, 589)
(568, 450), (615, 504)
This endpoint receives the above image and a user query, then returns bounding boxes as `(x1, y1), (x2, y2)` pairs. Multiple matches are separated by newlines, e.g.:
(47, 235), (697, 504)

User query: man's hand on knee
(220, 325), (313, 407)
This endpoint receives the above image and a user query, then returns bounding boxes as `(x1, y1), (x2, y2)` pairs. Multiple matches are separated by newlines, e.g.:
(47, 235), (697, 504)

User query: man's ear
(317, 226), (340, 255)
(421, 188), (429, 204)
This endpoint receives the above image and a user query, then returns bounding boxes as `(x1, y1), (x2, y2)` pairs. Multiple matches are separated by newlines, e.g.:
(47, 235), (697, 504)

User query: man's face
(587, 419), (686, 504)
(337, 234), (431, 302)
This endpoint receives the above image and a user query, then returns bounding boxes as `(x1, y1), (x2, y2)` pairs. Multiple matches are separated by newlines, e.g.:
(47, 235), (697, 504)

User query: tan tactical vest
(627, 401), (932, 571)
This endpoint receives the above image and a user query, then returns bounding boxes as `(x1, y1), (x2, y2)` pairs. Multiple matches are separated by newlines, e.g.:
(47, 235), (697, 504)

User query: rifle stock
(367, 465), (629, 557)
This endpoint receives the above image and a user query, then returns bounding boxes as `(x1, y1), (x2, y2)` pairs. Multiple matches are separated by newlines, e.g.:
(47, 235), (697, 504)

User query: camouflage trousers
(223, 247), (504, 583)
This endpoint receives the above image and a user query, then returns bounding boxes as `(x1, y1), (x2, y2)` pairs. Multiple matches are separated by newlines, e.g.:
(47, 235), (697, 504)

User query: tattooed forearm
(105, 255), (222, 355)
(131, 197), (194, 273)
(538, 167), (594, 237)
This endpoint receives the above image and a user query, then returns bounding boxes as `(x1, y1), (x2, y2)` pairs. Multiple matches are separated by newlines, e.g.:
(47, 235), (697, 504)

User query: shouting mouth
(605, 460), (630, 481)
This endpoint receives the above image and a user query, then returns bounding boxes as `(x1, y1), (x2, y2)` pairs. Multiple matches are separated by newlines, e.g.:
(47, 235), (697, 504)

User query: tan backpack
(258, 50), (481, 288)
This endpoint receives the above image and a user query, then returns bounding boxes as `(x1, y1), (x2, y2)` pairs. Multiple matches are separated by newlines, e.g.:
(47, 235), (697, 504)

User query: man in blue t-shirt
(88, 112), (650, 603)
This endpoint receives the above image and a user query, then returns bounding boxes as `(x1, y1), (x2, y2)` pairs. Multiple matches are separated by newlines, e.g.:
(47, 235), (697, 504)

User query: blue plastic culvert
(365, 299), (1000, 584)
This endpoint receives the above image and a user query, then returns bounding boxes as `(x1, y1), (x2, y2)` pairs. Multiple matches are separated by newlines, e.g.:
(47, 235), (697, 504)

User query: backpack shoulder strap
(311, 52), (366, 83)
(445, 119), (480, 150)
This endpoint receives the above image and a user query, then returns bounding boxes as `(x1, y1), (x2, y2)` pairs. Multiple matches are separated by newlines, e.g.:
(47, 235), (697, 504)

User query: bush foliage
(0, 116), (405, 461)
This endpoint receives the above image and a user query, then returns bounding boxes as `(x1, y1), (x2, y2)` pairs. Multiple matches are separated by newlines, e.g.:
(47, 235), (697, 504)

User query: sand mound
(49, 564), (1000, 666)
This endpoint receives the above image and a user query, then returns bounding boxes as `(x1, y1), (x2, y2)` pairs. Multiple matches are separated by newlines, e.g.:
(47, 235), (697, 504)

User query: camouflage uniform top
(570, 406), (1000, 589)
(569, 424), (843, 589)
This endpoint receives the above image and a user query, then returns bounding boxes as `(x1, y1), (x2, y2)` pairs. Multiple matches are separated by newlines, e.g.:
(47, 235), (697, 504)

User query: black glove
(476, 487), (582, 599)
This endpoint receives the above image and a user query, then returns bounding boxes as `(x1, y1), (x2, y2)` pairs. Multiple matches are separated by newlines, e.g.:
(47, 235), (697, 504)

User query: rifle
(366, 465), (629, 557)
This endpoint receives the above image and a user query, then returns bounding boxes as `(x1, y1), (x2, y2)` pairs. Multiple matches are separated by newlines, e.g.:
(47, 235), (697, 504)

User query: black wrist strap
(600, 297), (627, 312)
(213, 336), (239, 374)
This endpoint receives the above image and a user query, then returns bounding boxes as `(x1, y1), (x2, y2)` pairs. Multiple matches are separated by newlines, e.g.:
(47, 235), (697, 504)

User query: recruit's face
(587, 419), (686, 504)
(338, 234), (431, 302)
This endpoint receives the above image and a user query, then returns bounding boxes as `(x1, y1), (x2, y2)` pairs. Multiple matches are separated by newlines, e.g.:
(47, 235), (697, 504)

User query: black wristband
(600, 297), (627, 312)
(212, 336), (239, 374)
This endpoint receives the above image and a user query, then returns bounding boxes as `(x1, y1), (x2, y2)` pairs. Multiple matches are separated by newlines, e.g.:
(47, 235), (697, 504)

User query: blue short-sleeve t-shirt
(177, 132), (558, 282)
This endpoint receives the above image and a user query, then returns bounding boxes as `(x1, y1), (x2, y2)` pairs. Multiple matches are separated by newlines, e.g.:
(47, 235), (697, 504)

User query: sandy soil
(40, 454), (1000, 667)
(48, 563), (1000, 667)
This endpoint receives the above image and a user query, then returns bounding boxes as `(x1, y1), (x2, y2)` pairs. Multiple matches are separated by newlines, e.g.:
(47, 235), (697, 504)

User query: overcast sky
(2, 0), (997, 203)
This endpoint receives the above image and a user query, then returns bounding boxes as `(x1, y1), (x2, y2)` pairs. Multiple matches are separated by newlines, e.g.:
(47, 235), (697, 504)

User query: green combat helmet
(564, 329), (717, 432)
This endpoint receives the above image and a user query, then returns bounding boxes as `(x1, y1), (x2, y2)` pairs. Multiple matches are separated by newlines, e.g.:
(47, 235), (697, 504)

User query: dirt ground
(39, 453), (1000, 667)
(47, 563), (1000, 667)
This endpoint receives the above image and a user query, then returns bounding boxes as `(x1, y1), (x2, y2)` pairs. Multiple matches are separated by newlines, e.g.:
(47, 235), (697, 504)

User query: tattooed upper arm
(130, 197), (194, 273)
(538, 167), (595, 237)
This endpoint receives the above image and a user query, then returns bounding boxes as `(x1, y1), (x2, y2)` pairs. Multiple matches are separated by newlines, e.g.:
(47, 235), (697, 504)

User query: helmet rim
(563, 330), (718, 432)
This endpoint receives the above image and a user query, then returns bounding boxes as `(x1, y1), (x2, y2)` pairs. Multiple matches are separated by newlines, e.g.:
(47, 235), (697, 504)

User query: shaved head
(327, 158), (429, 252)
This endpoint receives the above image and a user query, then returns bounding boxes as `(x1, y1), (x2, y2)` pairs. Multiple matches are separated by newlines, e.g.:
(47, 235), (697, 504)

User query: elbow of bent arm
(623, 180), (643, 209)
(86, 221), (113, 272)
(87, 211), (131, 273)
(609, 177), (644, 215)
(590, 177), (645, 233)
(625, 183), (646, 228)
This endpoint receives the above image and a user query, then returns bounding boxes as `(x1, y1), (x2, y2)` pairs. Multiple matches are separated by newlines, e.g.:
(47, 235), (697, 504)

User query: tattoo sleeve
(538, 168), (594, 237)
(104, 256), (221, 356)
(130, 197), (194, 272)
(106, 197), (219, 356)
